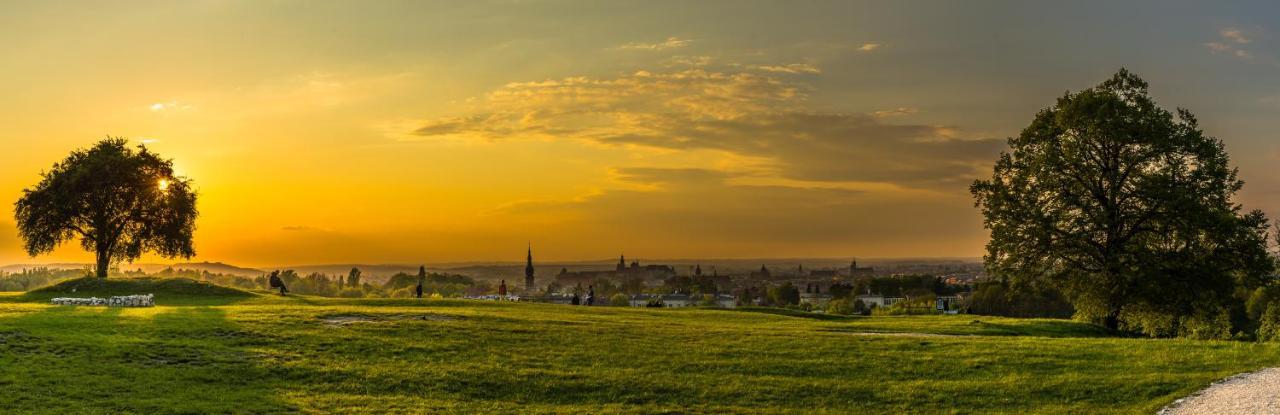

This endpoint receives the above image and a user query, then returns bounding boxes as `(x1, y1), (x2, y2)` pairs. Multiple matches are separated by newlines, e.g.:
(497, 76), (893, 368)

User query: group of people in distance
(570, 285), (595, 306)
(262, 269), (431, 299)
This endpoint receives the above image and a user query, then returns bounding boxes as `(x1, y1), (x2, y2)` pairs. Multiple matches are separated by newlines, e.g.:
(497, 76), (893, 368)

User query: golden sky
(1, 1), (1277, 267)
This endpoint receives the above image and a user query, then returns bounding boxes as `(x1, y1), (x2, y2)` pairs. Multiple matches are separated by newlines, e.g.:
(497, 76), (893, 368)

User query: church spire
(524, 243), (535, 292)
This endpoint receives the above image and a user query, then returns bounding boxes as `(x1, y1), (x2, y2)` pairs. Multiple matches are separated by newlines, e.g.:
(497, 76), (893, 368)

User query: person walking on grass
(268, 270), (288, 296)
(586, 285), (595, 306)
(415, 280), (424, 299)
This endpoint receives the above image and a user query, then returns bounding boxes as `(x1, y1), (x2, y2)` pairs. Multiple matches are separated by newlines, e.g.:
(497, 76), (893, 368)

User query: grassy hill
(21, 277), (256, 305)
(0, 280), (1277, 413)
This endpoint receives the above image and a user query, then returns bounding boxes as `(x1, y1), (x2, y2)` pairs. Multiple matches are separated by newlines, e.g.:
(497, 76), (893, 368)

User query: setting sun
(157, 179), (170, 191)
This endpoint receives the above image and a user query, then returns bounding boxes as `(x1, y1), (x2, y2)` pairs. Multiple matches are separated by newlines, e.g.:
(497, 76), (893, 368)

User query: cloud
(1221, 28), (1250, 44)
(1205, 28), (1258, 61)
(148, 101), (192, 112)
(753, 63), (821, 74)
(858, 43), (881, 52)
(410, 68), (1001, 190)
(615, 37), (692, 51)
(666, 55), (714, 67)
(873, 107), (918, 118)
(1205, 42), (1232, 53)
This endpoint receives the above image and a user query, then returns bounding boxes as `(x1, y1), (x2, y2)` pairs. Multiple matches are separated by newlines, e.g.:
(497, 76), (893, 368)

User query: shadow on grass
(0, 305), (296, 413)
(713, 306), (859, 321)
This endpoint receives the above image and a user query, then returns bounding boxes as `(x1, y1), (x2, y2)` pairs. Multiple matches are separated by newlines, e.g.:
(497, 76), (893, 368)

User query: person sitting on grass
(268, 270), (288, 296)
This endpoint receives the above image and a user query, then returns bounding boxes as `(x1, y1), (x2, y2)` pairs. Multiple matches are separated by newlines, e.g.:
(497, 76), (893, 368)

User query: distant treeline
(0, 268), (89, 291)
(0, 266), (481, 299)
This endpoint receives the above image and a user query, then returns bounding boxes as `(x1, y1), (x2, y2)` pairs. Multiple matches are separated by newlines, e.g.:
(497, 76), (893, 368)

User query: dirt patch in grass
(319, 313), (456, 326)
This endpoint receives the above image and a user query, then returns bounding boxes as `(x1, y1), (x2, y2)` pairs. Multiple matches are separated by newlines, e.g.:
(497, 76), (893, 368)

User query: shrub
(337, 288), (365, 298)
(1246, 286), (1280, 321)
(610, 293), (630, 307)
(1259, 304), (1280, 342)
(1178, 309), (1233, 341)
(826, 298), (853, 316)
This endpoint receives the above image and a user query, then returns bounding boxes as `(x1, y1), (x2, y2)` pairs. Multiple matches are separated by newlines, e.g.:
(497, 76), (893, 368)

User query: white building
(855, 294), (904, 308)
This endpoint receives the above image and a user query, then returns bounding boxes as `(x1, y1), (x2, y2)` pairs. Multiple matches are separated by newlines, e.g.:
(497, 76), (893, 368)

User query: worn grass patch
(0, 289), (1277, 413)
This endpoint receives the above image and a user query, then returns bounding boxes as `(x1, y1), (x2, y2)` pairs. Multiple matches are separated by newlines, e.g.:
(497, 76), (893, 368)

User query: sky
(1, 0), (1278, 267)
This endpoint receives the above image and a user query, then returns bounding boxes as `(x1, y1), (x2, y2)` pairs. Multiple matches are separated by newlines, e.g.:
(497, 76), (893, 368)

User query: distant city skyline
(2, 1), (1278, 266)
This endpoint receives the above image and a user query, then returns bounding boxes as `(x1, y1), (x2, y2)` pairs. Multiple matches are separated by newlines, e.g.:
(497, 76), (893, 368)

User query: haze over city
(2, 1), (1278, 267)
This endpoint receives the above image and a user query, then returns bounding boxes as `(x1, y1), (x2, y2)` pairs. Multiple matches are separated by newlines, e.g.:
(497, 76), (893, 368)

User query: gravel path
(1159, 368), (1280, 414)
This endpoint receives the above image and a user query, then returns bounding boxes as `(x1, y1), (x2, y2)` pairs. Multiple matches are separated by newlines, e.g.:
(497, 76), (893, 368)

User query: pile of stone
(50, 294), (155, 307)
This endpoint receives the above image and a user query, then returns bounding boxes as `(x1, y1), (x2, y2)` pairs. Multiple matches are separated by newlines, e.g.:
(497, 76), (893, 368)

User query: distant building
(750, 265), (772, 279)
(849, 259), (875, 278)
(855, 294), (902, 308)
(808, 269), (838, 279)
(556, 254), (675, 287)
(799, 292), (833, 306)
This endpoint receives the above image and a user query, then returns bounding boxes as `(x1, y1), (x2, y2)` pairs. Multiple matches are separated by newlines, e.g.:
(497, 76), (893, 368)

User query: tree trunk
(1103, 309), (1121, 331)
(95, 247), (110, 278)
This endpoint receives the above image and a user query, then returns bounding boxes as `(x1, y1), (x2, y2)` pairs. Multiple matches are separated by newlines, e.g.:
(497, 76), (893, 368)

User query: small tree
(610, 293), (630, 307)
(15, 138), (197, 278)
(769, 282), (800, 306)
(347, 267), (362, 288)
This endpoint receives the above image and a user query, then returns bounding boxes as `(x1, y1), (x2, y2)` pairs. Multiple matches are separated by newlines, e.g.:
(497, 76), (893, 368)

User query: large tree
(971, 70), (1273, 334)
(15, 138), (198, 278)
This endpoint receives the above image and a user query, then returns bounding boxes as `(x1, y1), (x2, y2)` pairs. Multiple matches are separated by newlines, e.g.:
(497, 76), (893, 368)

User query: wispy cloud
(873, 107), (918, 118)
(753, 63), (821, 74)
(148, 101), (192, 112)
(1205, 28), (1257, 61)
(858, 43), (881, 52)
(1221, 28), (1250, 44)
(409, 68), (999, 190)
(615, 36), (692, 51)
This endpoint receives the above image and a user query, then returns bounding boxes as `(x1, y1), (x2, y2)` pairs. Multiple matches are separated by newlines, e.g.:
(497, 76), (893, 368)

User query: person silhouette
(586, 285), (595, 306)
(571, 293), (581, 305)
(498, 279), (508, 298)
(415, 281), (423, 299)
(268, 270), (288, 296)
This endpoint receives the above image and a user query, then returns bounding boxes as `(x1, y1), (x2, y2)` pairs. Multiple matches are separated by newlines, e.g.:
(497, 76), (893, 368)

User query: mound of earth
(24, 277), (254, 305)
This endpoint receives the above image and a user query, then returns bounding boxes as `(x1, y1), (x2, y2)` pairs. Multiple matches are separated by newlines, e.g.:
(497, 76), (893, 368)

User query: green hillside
(0, 280), (1276, 413)
(22, 277), (255, 306)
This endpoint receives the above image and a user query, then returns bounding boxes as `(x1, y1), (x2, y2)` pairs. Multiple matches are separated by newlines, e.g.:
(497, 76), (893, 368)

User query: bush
(826, 298), (853, 316)
(1118, 304), (1177, 338)
(1178, 309), (1233, 340)
(610, 293), (630, 307)
(1259, 304), (1280, 342)
(337, 288), (365, 298)
(1246, 286), (1280, 321)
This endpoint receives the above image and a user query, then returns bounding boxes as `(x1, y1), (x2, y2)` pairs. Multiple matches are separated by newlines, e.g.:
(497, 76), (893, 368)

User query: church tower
(525, 244), (535, 292)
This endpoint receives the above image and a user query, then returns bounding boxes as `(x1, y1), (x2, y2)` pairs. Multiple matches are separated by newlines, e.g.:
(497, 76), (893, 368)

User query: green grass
(1, 280), (1278, 414)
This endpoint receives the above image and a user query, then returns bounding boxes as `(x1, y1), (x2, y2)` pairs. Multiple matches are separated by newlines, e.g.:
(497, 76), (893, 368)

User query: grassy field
(1, 279), (1278, 414)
